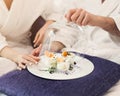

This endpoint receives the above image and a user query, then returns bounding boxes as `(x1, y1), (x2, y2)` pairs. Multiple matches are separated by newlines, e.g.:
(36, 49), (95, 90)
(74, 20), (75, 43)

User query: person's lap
(0, 57), (17, 76)
(0, 57), (17, 96)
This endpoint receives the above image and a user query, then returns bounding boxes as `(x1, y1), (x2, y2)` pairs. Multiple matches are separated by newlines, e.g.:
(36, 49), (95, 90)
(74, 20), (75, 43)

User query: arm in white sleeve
(0, 33), (19, 63)
(112, 2), (120, 31)
(51, 23), (79, 48)
(0, 33), (8, 52)
(112, 16), (120, 31)
(110, 16), (120, 44)
(94, 3), (120, 36)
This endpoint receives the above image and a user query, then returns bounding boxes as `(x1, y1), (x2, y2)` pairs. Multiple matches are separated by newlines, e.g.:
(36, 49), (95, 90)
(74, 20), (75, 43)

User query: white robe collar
(0, 0), (47, 35)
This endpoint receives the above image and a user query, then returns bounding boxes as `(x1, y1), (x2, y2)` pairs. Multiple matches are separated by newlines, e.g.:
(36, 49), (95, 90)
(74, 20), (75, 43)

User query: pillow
(0, 52), (120, 96)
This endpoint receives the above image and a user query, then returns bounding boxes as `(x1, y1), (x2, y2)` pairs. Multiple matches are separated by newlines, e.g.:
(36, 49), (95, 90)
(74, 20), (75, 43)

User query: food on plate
(38, 51), (79, 74)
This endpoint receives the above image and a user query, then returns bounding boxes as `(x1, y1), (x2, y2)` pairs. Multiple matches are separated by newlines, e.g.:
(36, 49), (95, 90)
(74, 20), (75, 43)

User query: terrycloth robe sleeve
(111, 1), (120, 31)
(49, 22), (80, 48)
(0, 33), (8, 52)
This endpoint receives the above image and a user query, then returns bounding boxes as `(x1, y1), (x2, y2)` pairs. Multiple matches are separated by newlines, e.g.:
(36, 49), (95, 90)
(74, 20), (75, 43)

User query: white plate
(27, 54), (94, 80)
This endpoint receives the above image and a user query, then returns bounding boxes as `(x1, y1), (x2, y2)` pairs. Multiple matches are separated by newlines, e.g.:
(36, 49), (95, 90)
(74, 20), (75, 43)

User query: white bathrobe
(48, 0), (120, 64)
(0, 0), (50, 76)
(46, 0), (120, 96)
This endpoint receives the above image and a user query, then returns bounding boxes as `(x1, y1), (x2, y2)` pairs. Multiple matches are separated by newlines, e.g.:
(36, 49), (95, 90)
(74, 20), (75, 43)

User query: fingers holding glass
(65, 9), (76, 22)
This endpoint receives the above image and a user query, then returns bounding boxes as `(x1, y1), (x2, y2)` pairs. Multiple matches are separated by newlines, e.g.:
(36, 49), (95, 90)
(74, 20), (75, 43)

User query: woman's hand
(33, 27), (46, 47)
(33, 20), (54, 47)
(0, 46), (40, 70)
(31, 44), (42, 56)
(32, 41), (65, 57)
(16, 54), (40, 70)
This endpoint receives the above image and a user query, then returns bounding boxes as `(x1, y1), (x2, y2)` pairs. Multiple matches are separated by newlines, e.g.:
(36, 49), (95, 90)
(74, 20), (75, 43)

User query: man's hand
(65, 8), (120, 36)
(65, 8), (97, 26)
(50, 41), (65, 52)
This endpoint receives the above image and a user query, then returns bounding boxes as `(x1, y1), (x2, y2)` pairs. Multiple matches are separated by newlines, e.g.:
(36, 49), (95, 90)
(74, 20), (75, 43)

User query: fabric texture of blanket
(0, 52), (120, 96)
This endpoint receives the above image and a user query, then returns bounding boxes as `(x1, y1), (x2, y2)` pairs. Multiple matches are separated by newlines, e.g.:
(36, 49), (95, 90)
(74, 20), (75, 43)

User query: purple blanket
(0, 53), (120, 96)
